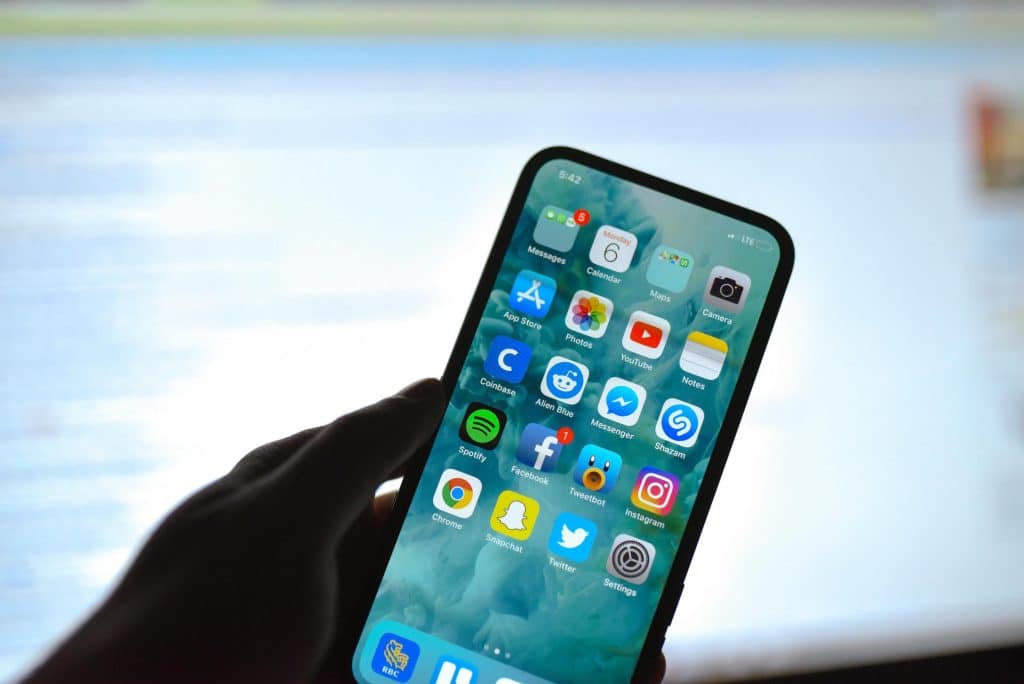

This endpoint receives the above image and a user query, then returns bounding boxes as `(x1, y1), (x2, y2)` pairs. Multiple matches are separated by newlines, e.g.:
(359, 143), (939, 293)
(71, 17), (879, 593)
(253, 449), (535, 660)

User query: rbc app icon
(515, 423), (563, 471)
(509, 269), (556, 319)
(483, 335), (532, 384)
(371, 632), (420, 682)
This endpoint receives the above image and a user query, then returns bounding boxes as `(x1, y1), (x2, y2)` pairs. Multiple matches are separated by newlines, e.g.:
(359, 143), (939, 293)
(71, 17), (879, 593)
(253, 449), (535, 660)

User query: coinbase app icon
(597, 377), (647, 427)
(509, 269), (556, 319)
(655, 399), (704, 447)
(483, 335), (532, 383)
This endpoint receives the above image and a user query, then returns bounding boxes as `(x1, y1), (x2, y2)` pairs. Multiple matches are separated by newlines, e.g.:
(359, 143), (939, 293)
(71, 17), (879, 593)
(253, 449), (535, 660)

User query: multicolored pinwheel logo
(565, 290), (614, 339)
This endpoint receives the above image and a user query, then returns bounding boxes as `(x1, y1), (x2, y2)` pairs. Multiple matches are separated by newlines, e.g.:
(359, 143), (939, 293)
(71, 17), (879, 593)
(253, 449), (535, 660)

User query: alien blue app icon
(483, 335), (532, 384)
(597, 377), (647, 427)
(572, 444), (623, 493)
(548, 512), (598, 563)
(515, 423), (564, 471)
(540, 356), (589, 405)
(509, 269), (556, 319)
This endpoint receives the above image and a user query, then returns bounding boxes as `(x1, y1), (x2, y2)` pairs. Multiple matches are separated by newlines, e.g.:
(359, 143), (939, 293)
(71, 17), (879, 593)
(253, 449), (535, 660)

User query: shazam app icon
(458, 402), (507, 450)
(597, 377), (647, 427)
(655, 399), (704, 448)
(432, 468), (483, 519)
(540, 356), (589, 405)
(572, 444), (623, 494)
(509, 269), (556, 319)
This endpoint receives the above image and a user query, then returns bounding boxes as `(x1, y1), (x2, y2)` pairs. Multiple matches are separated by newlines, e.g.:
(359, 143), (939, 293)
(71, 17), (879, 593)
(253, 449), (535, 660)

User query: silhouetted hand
(21, 378), (665, 684)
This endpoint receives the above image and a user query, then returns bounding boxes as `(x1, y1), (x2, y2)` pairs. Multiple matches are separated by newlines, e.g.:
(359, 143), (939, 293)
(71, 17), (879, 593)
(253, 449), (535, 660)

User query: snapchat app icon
(490, 490), (540, 541)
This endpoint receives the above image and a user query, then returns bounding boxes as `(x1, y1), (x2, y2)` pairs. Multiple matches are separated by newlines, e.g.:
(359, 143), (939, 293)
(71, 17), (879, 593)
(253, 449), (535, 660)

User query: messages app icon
(533, 205), (579, 252)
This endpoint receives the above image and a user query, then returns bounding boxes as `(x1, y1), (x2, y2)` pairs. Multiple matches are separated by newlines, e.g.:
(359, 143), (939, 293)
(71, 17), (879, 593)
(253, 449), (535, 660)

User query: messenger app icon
(597, 377), (647, 427)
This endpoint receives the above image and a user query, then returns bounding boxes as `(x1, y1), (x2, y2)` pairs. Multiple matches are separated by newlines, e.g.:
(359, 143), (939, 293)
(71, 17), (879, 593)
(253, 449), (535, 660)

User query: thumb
(259, 378), (445, 542)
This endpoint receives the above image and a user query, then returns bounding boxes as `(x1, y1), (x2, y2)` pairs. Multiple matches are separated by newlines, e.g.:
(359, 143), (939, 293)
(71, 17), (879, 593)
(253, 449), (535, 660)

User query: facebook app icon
(483, 335), (532, 384)
(515, 423), (563, 472)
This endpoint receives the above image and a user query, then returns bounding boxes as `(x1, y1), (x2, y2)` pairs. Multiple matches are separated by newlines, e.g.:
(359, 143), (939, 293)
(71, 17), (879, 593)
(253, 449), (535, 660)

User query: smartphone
(349, 147), (793, 684)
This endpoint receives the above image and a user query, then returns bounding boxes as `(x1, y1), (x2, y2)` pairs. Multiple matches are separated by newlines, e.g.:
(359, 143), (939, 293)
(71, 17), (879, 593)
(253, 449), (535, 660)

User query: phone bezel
(345, 146), (795, 683)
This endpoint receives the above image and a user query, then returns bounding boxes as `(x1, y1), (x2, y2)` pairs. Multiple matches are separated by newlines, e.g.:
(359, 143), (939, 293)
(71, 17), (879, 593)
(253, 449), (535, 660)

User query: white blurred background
(1, 3), (1023, 682)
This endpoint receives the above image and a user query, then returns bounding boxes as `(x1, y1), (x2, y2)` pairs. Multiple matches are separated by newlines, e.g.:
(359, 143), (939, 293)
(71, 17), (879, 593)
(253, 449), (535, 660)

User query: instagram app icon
(631, 467), (679, 516)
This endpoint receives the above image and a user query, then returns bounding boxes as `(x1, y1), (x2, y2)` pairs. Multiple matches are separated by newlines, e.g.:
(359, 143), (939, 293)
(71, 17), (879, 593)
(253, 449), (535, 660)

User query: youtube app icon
(622, 311), (671, 359)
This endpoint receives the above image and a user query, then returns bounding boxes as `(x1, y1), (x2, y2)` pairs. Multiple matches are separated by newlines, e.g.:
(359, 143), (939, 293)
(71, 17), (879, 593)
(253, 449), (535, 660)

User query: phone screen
(352, 155), (786, 684)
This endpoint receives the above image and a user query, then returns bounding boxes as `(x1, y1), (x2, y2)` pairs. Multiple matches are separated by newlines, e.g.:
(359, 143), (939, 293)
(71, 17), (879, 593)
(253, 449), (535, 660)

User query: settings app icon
(606, 534), (656, 585)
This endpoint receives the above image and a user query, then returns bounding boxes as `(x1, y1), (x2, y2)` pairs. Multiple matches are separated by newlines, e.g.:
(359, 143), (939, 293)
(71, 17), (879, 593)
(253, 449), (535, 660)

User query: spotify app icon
(458, 402), (507, 450)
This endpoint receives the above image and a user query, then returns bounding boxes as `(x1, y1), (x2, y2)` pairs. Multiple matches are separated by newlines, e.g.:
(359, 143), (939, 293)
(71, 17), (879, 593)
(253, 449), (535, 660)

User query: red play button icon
(629, 321), (664, 348)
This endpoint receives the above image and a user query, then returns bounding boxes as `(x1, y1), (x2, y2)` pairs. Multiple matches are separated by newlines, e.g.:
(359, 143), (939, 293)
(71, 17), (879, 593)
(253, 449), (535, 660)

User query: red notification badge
(573, 209), (591, 227)
(556, 427), (575, 444)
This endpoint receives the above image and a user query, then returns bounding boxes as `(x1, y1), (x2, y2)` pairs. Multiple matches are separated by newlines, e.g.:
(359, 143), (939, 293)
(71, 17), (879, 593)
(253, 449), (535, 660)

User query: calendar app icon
(588, 225), (637, 273)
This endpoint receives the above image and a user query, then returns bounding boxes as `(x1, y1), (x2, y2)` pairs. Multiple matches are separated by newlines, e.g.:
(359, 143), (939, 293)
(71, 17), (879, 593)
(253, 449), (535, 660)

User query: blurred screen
(1, 4), (1023, 682)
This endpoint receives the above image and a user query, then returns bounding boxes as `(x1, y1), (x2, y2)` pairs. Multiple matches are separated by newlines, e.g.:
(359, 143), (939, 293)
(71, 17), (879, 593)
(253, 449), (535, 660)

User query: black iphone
(348, 147), (794, 684)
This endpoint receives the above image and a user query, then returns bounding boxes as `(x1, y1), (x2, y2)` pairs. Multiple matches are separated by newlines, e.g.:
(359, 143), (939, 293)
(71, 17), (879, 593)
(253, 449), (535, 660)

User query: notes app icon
(680, 332), (728, 380)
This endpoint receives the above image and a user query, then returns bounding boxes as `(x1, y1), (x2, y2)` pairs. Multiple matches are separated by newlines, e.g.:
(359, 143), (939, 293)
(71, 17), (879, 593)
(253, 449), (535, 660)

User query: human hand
(22, 378), (665, 683)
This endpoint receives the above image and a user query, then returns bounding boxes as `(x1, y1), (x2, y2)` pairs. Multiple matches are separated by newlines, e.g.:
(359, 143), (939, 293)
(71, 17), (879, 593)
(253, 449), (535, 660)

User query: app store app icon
(509, 270), (556, 319)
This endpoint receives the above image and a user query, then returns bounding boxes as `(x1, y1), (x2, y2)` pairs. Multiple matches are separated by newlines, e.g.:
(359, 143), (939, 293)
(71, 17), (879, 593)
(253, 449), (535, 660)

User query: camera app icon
(703, 265), (751, 313)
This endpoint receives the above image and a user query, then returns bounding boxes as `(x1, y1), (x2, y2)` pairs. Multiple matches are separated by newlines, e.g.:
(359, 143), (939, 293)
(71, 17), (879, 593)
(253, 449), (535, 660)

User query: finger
(372, 486), (400, 522)
(228, 426), (324, 484)
(260, 378), (445, 540)
(650, 652), (666, 684)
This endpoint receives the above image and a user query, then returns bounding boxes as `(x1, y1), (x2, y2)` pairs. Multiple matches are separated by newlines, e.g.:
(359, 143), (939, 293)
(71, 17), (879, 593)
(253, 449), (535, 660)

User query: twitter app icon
(547, 512), (598, 563)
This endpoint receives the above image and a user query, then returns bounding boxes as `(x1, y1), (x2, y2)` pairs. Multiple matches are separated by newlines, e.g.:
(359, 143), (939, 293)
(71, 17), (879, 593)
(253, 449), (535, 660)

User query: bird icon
(558, 524), (590, 549)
